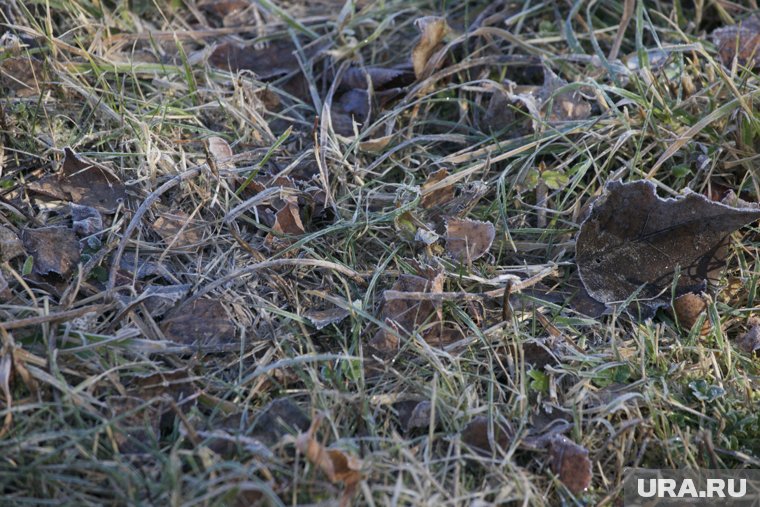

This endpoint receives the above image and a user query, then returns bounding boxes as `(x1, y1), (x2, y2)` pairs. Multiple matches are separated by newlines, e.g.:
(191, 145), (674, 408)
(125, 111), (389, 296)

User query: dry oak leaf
(21, 227), (80, 278)
(28, 148), (126, 213)
(445, 218), (495, 261)
(548, 435), (592, 495)
(295, 416), (362, 507)
(576, 180), (760, 311)
(412, 16), (449, 79)
(712, 15), (760, 69)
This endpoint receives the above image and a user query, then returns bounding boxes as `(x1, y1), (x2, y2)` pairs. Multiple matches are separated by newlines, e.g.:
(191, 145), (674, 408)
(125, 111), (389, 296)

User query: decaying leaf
(206, 136), (235, 171)
(160, 298), (236, 347)
(737, 317), (760, 355)
(412, 16), (449, 79)
(576, 181), (760, 312)
(420, 169), (455, 210)
(445, 218), (495, 261)
(370, 271), (444, 351)
(0, 226), (24, 262)
(250, 398), (311, 447)
(295, 416), (362, 505)
(71, 204), (103, 248)
(21, 226), (80, 278)
(712, 15), (760, 69)
(548, 435), (592, 495)
(152, 211), (205, 249)
(304, 307), (350, 329)
(0, 56), (45, 97)
(28, 148), (126, 213)
(461, 416), (513, 454)
(209, 40), (300, 80)
(265, 202), (305, 249)
(339, 66), (413, 91)
(672, 293), (710, 334)
(539, 69), (592, 122)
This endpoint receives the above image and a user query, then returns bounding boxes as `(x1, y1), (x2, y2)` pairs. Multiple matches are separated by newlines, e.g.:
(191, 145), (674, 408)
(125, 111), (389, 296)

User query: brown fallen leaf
(461, 416), (513, 454)
(249, 398), (311, 447)
(160, 298), (236, 348)
(672, 293), (711, 334)
(152, 211), (205, 249)
(737, 317), (760, 355)
(370, 271), (444, 352)
(412, 16), (449, 79)
(304, 307), (350, 330)
(295, 416), (362, 507)
(712, 15), (760, 69)
(265, 202), (305, 250)
(420, 169), (455, 210)
(445, 218), (495, 261)
(339, 66), (413, 92)
(0, 56), (45, 97)
(206, 136), (235, 172)
(576, 181), (760, 313)
(28, 148), (127, 213)
(539, 69), (592, 122)
(209, 40), (300, 80)
(548, 435), (592, 495)
(21, 227), (80, 278)
(0, 226), (24, 262)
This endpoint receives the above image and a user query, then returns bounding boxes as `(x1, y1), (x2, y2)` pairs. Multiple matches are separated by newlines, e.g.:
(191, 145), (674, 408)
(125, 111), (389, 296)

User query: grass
(1, 0), (760, 505)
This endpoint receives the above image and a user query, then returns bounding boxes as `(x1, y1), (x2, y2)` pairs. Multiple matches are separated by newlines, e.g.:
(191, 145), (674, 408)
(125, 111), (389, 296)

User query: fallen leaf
(304, 307), (350, 329)
(152, 211), (205, 249)
(672, 293), (710, 334)
(461, 416), (513, 454)
(712, 15), (760, 69)
(548, 435), (592, 495)
(737, 317), (760, 355)
(0, 226), (24, 262)
(420, 169), (455, 210)
(370, 271), (444, 351)
(0, 56), (44, 97)
(445, 218), (495, 261)
(71, 204), (103, 248)
(206, 136), (235, 171)
(339, 66), (413, 91)
(539, 69), (591, 122)
(160, 298), (236, 347)
(295, 416), (362, 505)
(405, 400), (434, 431)
(250, 398), (311, 447)
(412, 16), (449, 79)
(21, 227), (80, 278)
(576, 181), (760, 312)
(209, 40), (300, 80)
(265, 202), (305, 249)
(28, 148), (127, 213)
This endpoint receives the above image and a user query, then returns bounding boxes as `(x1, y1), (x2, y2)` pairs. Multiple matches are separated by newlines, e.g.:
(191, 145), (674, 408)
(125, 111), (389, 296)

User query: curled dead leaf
(206, 136), (235, 171)
(420, 169), (455, 210)
(304, 307), (350, 329)
(412, 16), (449, 79)
(548, 435), (592, 495)
(265, 202), (305, 250)
(576, 181), (760, 314)
(445, 218), (495, 261)
(295, 416), (362, 506)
